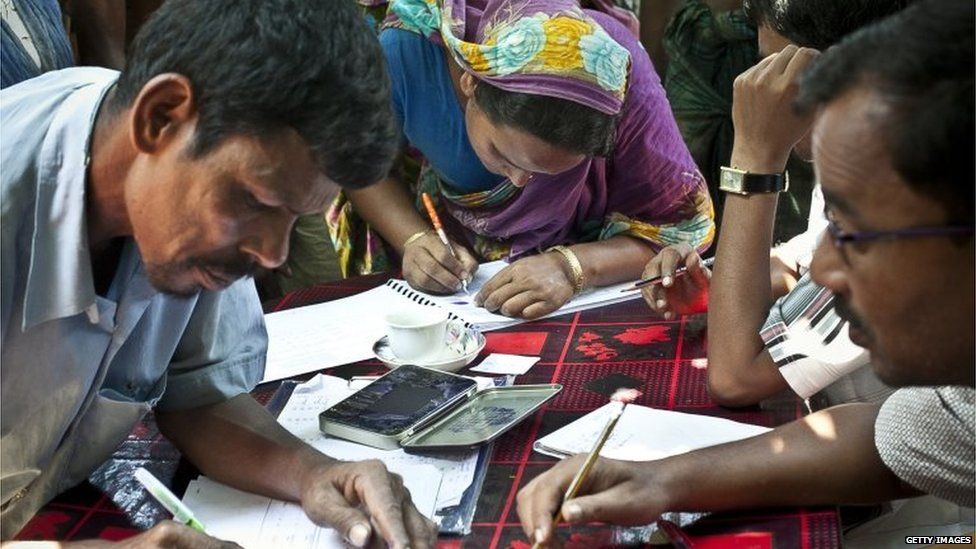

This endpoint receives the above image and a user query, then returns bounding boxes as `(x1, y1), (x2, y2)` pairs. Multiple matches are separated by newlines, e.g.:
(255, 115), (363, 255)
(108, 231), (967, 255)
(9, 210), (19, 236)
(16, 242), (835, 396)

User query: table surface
(15, 273), (840, 548)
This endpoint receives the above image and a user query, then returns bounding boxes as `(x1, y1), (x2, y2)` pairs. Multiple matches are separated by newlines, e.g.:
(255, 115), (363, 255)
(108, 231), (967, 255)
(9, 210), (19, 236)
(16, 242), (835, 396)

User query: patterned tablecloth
(15, 273), (840, 547)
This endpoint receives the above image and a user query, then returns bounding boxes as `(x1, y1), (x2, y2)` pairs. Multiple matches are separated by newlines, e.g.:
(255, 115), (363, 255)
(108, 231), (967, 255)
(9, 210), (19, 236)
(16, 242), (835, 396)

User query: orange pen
(421, 192), (469, 293)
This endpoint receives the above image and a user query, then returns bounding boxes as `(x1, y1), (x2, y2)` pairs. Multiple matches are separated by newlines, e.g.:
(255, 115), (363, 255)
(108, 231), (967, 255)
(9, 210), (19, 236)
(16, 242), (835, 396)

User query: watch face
(719, 168), (744, 193)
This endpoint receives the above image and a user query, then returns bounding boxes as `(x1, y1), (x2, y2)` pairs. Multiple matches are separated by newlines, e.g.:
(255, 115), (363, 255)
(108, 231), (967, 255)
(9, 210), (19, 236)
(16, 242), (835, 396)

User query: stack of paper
(179, 375), (478, 545)
(274, 375), (481, 510)
(534, 403), (772, 461)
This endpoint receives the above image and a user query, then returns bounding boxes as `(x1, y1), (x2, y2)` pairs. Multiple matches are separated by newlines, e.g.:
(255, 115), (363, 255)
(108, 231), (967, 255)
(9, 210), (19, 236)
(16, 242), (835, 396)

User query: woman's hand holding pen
(516, 455), (668, 547)
(402, 230), (478, 294)
(641, 243), (711, 319)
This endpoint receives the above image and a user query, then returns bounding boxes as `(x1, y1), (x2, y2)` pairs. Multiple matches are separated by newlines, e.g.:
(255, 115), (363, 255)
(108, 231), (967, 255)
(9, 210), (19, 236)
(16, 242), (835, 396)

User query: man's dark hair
(743, 0), (916, 50)
(112, 0), (396, 188)
(796, 0), (975, 224)
(474, 83), (618, 157)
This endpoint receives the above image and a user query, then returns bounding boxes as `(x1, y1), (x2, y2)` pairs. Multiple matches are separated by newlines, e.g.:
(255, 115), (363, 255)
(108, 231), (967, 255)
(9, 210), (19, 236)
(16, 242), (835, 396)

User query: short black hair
(796, 0), (974, 224)
(474, 83), (618, 157)
(743, 0), (916, 50)
(112, 0), (396, 189)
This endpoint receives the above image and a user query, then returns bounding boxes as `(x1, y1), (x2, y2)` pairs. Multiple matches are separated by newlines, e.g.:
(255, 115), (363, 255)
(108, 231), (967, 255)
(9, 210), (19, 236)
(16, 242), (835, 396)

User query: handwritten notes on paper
(533, 403), (772, 461)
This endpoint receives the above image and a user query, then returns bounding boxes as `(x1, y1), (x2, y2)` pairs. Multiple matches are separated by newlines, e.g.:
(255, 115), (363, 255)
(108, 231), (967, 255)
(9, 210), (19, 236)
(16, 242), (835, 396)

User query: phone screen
(320, 365), (477, 436)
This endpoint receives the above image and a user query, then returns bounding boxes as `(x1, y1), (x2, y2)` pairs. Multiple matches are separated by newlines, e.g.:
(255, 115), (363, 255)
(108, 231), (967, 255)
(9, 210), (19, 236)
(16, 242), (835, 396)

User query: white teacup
(385, 308), (449, 361)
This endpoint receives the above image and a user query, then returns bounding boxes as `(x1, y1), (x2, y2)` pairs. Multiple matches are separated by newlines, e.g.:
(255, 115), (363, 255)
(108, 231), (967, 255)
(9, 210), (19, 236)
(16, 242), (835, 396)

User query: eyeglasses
(824, 206), (974, 264)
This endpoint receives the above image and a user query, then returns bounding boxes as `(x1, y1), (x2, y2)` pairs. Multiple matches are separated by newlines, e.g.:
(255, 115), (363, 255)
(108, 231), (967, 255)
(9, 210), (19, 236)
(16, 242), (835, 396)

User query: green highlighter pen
(134, 467), (208, 533)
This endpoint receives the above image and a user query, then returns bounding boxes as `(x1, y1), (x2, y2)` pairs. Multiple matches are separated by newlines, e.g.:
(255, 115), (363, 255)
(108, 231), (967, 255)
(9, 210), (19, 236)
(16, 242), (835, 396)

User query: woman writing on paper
(329, 0), (714, 319)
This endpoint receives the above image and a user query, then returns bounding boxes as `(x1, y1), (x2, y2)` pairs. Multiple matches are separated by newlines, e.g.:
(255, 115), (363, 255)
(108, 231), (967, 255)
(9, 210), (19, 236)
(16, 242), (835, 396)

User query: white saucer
(373, 328), (486, 373)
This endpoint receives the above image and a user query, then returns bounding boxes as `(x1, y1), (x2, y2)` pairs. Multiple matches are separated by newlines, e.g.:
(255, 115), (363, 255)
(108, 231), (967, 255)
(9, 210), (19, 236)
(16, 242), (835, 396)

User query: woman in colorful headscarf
(329, 0), (714, 319)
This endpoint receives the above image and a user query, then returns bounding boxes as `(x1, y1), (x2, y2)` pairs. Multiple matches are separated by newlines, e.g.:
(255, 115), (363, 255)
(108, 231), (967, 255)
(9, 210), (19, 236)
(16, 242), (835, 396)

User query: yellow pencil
(531, 388), (641, 548)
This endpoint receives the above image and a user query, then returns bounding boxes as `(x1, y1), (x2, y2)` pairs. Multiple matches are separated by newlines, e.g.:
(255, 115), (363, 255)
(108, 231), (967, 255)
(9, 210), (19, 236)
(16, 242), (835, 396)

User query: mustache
(187, 255), (258, 282)
(833, 296), (865, 331)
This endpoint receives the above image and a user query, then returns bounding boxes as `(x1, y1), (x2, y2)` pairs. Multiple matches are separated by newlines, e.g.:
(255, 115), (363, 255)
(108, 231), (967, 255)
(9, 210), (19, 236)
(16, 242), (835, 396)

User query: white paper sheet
(534, 403), (772, 461)
(275, 375), (480, 509)
(409, 261), (642, 330)
(183, 464), (440, 549)
(262, 261), (643, 382)
(262, 286), (429, 383)
(470, 353), (541, 375)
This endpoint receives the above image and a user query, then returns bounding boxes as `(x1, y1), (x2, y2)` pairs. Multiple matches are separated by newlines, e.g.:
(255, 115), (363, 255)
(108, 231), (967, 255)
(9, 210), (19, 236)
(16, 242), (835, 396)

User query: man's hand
(640, 243), (710, 319)
(402, 231), (478, 294)
(730, 45), (821, 172)
(59, 521), (241, 548)
(475, 252), (575, 319)
(300, 459), (437, 549)
(516, 455), (667, 547)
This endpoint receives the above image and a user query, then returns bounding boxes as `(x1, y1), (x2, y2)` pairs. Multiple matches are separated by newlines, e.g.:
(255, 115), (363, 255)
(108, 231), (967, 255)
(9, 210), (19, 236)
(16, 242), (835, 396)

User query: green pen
(134, 467), (207, 532)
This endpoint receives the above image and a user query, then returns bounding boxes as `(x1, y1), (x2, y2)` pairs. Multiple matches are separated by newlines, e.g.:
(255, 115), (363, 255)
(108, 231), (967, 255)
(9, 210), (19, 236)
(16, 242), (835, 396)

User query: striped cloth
(760, 272), (891, 405)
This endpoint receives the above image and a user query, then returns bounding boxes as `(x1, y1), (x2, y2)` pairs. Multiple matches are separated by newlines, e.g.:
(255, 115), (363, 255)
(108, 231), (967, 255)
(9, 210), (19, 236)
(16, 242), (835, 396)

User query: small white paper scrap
(470, 353), (540, 375)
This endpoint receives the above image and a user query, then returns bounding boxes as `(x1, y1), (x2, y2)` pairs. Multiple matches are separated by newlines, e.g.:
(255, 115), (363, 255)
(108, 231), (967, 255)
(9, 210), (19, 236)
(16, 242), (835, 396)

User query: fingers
(517, 457), (583, 545)
(769, 43), (799, 74)
(478, 261), (573, 318)
(302, 473), (376, 547)
(303, 460), (415, 549)
(560, 483), (655, 526)
(455, 244), (479, 283)
(640, 244), (699, 318)
(349, 463), (413, 549)
(400, 498), (438, 549)
(686, 253), (712, 288)
(481, 280), (525, 313)
(403, 233), (474, 294)
(474, 267), (515, 308)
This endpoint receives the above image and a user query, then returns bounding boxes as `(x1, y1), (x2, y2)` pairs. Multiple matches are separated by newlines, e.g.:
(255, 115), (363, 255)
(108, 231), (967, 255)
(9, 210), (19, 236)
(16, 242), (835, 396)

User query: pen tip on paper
(610, 388), (641, 404)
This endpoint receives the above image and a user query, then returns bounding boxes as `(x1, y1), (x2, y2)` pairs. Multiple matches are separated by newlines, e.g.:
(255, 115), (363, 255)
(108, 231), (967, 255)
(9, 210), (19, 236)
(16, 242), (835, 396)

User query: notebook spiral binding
(384, 279), (475, 330)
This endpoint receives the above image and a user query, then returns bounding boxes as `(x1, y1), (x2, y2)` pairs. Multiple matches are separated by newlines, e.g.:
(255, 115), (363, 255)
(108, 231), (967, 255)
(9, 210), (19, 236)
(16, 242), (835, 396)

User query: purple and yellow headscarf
(388, 0), (632, 115)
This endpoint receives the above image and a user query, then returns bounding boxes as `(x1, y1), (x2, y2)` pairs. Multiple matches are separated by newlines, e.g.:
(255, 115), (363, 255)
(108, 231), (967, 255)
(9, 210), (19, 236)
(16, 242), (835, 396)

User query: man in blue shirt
(0, 1), (435, 547)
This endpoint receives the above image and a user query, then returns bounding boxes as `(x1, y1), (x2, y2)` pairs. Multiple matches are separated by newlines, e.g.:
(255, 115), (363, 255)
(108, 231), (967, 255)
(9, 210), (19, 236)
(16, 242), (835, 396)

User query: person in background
(1, 0), (74, 87)
(518, 2), (974, 546)
(328, 0), (714, 321)
(0, 0), (436, 546)
(642, 0), (915, 409)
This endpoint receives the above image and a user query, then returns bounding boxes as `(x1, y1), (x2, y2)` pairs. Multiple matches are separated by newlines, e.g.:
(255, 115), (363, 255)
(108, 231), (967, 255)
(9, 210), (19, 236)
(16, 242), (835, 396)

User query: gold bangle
(546, 245), (585, 295)
(403, 229), (430, 249)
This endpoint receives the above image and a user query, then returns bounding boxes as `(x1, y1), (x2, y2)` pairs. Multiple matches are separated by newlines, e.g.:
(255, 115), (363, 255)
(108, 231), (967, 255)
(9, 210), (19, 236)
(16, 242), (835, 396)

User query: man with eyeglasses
(517, 1), (973, 546)
(642, 0), (917, 410)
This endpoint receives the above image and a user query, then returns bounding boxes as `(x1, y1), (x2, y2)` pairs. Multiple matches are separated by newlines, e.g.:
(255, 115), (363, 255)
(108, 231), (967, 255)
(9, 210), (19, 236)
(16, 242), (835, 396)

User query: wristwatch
(719, 166), (789, 195)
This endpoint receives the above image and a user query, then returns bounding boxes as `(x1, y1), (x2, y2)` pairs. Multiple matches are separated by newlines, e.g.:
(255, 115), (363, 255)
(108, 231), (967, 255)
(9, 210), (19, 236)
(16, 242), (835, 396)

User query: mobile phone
(319, 364), (478, 450)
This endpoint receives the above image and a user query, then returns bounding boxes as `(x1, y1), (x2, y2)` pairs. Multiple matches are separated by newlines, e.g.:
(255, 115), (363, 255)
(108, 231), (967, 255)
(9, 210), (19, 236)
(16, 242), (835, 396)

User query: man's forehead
(245, 133), (336, 213)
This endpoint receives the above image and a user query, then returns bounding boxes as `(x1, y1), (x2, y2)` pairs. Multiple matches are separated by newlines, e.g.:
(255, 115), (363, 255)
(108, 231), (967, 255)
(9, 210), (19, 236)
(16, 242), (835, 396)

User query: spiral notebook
(384, 260), (640, 331)
(261, 260), (640, 383)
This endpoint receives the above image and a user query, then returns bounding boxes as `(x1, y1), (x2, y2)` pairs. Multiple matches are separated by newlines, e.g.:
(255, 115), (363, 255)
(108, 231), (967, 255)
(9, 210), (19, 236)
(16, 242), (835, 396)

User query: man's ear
(459, 71), (478, 99)
(129, 74), (196, 155)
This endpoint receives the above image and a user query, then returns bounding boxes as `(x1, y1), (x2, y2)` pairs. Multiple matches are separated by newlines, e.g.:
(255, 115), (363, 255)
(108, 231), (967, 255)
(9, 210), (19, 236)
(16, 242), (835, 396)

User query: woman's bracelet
(546, 245), (586, 295)
(403, 229), (431, 249)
